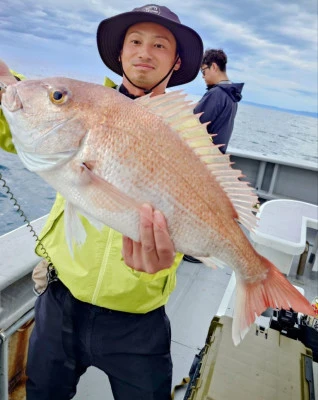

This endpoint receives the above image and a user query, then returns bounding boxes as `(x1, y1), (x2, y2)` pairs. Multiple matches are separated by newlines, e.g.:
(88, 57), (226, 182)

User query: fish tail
(232, 256), (315, 345)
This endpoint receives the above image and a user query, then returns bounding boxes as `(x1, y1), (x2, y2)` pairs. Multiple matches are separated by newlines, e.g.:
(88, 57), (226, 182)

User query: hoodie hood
(207, 82), (244, 103)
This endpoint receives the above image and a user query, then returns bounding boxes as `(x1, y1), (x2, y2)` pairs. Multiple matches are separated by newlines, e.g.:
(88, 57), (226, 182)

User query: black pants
(26, 280), (172, 400)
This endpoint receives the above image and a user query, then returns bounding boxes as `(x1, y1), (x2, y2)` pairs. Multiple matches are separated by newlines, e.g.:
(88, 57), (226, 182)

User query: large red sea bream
(1, 77), (314, 344)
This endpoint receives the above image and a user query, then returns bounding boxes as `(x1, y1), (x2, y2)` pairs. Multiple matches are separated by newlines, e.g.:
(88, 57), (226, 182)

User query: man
(183, 49), (244, 264)
(195, 48), (244, 153)
(0, 5), (203, 400)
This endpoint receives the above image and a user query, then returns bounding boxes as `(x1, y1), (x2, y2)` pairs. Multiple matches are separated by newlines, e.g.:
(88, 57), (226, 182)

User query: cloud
(197, 6), (316, 71)
(0, 0), (317, 112)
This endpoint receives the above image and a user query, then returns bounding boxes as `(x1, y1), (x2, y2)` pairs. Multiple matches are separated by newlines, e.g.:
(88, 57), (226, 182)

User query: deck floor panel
(167, 262), (232, 349)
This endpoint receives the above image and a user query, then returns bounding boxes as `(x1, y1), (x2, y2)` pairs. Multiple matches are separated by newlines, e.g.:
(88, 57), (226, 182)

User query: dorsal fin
(135, 91), (259, 231)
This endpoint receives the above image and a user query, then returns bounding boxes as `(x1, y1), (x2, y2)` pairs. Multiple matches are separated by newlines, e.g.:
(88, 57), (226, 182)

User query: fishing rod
(0, 172), (58, 294)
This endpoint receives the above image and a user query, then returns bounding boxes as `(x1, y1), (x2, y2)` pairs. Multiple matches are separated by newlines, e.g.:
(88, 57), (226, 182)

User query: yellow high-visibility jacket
(0, 75), (182, 313)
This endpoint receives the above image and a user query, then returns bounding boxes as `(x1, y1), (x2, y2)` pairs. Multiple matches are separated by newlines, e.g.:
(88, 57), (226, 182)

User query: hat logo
(142, 5), (160, 15)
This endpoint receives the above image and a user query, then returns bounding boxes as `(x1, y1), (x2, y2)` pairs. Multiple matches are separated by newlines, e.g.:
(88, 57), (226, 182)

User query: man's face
(121, 22), (180, 90)
(201, 63), (217, 85)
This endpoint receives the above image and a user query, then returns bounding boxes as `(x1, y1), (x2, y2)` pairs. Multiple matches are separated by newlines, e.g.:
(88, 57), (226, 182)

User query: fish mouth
(2, 85), (23, 112)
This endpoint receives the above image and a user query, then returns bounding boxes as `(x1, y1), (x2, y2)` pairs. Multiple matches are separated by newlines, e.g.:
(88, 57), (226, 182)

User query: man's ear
(173, 57), (181, 71)
(211, 62), (218, 72)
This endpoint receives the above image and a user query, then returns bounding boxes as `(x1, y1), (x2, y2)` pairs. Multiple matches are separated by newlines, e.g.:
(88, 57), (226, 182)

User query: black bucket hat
(97, 4), (203, 88)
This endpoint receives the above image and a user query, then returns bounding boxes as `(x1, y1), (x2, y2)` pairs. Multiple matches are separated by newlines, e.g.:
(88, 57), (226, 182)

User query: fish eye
(50, 90), (67, 104)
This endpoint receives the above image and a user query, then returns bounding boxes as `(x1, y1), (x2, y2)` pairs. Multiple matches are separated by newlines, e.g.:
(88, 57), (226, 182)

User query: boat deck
(74, 252), (318, 400)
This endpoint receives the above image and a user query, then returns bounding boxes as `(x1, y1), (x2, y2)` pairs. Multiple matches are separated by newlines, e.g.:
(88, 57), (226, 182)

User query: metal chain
(0, 172), (58, 291)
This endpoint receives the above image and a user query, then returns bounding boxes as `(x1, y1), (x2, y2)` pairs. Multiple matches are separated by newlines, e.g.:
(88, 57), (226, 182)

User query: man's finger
(122, 236), (133, 259)
(132, 240), (144, 271)
(139, 204), (156, 254)
(0, 61), (17, 101)
(153, 210), (175, 266)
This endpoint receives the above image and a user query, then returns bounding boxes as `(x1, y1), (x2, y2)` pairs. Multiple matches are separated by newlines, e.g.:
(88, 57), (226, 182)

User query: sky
(0, 0), (317, 113)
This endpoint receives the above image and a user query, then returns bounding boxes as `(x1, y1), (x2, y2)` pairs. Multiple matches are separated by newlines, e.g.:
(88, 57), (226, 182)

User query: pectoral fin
(71, 159), (141, 212)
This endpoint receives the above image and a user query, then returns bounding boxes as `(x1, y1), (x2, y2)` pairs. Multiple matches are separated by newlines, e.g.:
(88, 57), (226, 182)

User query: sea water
(0, 103), (317, 236)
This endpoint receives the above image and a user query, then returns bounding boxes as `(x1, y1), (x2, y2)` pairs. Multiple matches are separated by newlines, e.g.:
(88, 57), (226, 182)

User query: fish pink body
(2, 77), (314, 344)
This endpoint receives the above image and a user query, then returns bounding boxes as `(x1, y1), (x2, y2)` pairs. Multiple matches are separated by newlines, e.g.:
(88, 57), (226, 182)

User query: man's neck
(121, 77), (166, 97)
(214, 72), (229, 85)
(118, 84), (141, 99)
(121, 80), (147, 97)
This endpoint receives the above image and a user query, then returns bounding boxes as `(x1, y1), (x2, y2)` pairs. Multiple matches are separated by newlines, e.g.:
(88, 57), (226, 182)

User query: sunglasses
(201, 66), (210, 76)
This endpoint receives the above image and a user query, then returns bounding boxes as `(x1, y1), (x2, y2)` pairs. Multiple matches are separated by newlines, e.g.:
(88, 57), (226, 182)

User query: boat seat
(250, 199), (318, 275)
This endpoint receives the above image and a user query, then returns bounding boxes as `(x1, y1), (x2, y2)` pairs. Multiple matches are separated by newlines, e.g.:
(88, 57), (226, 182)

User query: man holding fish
(1, 3), (315, 400)
(0, 4), (204, 400)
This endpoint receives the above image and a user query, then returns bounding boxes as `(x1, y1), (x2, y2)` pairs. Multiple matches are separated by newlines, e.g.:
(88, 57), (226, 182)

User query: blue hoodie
(194, 82), (244, 153)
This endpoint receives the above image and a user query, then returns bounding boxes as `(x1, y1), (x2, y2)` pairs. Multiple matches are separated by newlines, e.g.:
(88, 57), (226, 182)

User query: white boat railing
(228, 148), (318, 205)
(0, 216), (47, 400)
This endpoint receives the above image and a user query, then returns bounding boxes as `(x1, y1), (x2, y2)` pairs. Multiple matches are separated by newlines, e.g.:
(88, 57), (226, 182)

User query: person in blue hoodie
(184, 49), (244, 264)
(195, 48), (244, 154)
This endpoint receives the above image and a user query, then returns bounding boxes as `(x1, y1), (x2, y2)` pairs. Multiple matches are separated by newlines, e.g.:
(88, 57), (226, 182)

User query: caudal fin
(232, 256), (315, 345)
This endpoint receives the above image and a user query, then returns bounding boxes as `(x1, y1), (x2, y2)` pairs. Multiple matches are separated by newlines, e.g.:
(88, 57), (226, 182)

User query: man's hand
(0, 59), (17, 102)
(122, 204), (176, 274)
